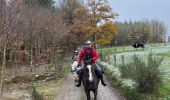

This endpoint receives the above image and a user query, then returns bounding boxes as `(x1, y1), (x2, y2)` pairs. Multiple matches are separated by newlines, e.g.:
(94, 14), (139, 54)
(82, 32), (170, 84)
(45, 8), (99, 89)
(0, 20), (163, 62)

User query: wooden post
(113, 55), (116, 67)
(102, 50), (105, 61)
(107, 47), (109, 54)
(108, 55), (111, 64)
(121, 55), (125, 65)
(101, 50), (103, 61)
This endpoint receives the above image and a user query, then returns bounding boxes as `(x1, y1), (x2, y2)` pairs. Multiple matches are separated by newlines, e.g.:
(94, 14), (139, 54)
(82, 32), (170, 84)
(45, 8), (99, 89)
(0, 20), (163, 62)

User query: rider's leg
(93, 63), (107, 86)
(75, 68), (83, 87)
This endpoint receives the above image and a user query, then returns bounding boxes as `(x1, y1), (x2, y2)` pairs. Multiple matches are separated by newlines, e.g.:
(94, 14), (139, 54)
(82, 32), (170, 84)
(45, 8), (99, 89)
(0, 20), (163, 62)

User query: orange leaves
(87, 0), (118, 24)
(100, 22), (117, 34)
(95, 22), (118, 45)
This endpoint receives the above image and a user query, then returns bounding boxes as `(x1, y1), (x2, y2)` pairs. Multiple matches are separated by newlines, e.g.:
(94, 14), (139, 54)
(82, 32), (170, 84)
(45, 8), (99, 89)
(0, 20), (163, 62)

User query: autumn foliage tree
(0, 0), (121, 93)
(85, 0), (118, 47)
(0, 0), (119, 79)
(57, 0), (90, 48)
(96, 22), (117, 46)
(0, 0), (69, 75)
(56, 0), (118, 48)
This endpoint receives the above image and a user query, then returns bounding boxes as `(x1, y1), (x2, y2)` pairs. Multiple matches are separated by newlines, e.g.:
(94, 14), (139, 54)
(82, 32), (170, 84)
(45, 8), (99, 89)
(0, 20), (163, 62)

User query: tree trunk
(29, 12), (33, 72)
(0, 35), (7, 93)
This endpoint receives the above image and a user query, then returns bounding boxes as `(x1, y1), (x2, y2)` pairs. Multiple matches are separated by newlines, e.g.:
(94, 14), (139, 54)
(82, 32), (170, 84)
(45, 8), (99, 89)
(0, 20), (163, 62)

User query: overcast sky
(109, 0), (170, 36)
(54, 0), (170, 36)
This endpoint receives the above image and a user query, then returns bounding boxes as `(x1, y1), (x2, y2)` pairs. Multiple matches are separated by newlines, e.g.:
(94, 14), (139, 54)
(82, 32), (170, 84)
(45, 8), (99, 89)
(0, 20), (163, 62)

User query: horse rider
(75, 40), (107, 87)
(71, 50), (79, 73)
(72, 50), (79, 61)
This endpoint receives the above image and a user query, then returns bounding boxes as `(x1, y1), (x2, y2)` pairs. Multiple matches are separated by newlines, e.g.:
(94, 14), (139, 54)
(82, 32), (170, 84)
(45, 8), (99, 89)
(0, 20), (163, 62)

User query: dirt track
(0, 73), (122, 100)
(54, 73), (122, 100)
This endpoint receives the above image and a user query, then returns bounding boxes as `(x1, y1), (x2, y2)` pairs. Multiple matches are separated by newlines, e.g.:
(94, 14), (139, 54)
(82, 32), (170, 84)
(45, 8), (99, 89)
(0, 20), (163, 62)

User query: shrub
(31, 85), (44, 100)
(121, 86), (139, 100)
(100, 61), (138, 100)
(119, 54), (163, 93)
(119, 63), (134, 78)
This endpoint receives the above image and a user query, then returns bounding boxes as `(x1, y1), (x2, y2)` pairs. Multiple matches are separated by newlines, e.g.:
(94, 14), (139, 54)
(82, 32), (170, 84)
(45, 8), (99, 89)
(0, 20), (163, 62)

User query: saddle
(83, 58), (93, 65)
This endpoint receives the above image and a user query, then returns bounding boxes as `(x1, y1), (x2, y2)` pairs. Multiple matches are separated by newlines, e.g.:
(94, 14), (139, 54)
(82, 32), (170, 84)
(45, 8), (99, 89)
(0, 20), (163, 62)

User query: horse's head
(82, 63), (100, 100)
(83, 59), (95, 82)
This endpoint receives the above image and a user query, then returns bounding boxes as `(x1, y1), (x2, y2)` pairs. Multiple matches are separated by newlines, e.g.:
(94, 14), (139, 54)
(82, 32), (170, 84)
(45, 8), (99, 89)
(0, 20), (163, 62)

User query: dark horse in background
(81, 61), (100, 100)
(132, 42), (144, 48)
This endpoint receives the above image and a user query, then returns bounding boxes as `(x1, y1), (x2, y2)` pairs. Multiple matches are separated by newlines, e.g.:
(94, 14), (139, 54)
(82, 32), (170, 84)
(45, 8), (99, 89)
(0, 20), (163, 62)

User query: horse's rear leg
(92, 89), (98, 100)
(85, 89), (90, 100)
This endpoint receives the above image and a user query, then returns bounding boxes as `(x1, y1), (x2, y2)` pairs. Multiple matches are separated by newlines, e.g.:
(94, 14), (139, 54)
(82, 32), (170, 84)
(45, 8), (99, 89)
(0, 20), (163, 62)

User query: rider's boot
(100, 74), (107, 86)
(75, 78), (81, 87)
(75, 69), (83, 87)
(95, 69), (107, 86)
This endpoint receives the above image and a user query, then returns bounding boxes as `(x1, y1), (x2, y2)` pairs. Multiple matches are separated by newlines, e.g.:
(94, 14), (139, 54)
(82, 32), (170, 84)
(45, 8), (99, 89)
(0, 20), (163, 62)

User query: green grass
(35, 80), (61, 100)
(97, 43), (169, 55)
(97, 45), (144, 56)
(34, 66), (70, 99)
(157, 52), (170, 58)
(157, 80), (170, 99)
(99, 43), (170, 99)
(147, 49), (170, 99)
(36, 80), (62, 92)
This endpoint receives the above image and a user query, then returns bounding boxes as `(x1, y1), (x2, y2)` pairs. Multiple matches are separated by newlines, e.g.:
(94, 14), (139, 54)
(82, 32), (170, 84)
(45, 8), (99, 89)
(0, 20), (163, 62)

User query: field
(98, 43), (170, 98)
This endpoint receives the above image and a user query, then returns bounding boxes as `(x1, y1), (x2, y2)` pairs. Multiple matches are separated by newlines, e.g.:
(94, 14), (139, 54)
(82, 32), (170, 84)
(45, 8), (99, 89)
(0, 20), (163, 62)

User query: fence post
(101, 50), (104, 61)
(108, 54), (111, 64)
(108, 47), (109, 54)
(113, 55), (116, 67)
(121, 55), (125, 65)
(102, 50), (105, 61)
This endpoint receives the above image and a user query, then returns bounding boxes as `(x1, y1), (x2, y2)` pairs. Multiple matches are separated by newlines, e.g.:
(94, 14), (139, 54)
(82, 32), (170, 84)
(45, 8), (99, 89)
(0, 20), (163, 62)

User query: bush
(31, 85), (44, 100)
(121, 86), (139, 100)
(119, 63), (134, 78)
(119, 54), (163, 93)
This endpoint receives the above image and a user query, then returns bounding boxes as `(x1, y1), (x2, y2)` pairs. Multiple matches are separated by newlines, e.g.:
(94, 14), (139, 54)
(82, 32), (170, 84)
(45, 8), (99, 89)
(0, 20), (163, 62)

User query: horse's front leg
(92, 89), (98, 100)
(85, 89), (91, 100)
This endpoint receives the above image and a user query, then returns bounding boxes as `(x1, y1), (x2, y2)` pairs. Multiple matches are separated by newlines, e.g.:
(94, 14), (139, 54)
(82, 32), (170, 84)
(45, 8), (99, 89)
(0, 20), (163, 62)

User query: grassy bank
(98, 43), (170, 99)
(34, 65), (70, 99)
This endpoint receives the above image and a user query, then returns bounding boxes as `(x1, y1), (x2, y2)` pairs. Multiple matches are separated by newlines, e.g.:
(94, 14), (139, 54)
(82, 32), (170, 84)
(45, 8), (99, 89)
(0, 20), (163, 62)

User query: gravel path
(54, 73), (122, 100)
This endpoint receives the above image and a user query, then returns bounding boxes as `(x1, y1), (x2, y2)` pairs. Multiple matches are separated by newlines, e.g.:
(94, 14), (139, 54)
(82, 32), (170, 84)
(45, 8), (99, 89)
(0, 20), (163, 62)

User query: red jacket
(78, 47), (98, 65)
